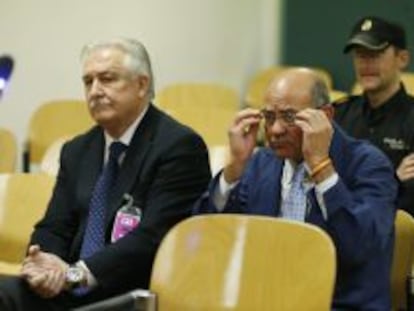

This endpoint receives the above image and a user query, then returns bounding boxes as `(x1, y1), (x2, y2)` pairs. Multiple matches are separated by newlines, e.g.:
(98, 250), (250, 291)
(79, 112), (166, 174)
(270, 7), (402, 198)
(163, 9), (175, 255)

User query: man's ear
(321, 104), (335, 121)
(398, 49), (410, 70)
(137, 75), (150, 98)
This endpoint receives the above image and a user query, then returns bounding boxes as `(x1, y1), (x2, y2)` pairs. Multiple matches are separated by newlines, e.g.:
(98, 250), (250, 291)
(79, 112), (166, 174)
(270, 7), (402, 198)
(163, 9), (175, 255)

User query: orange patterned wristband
(310, 157), (332, 179)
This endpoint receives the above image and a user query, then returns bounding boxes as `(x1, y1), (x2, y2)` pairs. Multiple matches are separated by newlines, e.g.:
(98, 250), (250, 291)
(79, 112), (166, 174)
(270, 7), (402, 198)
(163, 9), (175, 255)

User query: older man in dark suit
(0, 38), (211, 310)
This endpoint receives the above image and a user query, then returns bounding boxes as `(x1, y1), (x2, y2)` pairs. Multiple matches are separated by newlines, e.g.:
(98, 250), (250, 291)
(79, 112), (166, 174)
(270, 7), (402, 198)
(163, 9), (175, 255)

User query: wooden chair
(0, 173), (55, 276)
(351, 72), (414, 95)
(24, 99), (94, 171)
(0, 127), (17, 173)
(155, 83), (239, 146)
(39, 136), (73, 176)
(76, 215), (336, 311)
(245, 66), (333, 109)
(330, 90), (348, 102)
(391, 210), (414, 311)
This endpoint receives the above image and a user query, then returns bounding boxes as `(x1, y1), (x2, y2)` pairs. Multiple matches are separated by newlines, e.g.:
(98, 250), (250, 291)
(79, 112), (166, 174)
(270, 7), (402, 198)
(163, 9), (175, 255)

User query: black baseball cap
(343, 16), (406, 53)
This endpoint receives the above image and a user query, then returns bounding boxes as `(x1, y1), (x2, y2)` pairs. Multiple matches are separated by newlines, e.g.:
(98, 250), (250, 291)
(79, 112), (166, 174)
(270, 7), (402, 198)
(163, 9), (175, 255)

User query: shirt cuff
(314, 172), (339, 221)
(212, 173), (239, 211)
(77, 260), (97, 288)
(315, 172), (339, 193)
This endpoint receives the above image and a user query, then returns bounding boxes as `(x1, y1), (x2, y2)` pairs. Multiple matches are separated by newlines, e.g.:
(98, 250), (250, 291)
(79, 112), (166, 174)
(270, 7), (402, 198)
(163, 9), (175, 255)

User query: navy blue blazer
(194, 125), (397, 310)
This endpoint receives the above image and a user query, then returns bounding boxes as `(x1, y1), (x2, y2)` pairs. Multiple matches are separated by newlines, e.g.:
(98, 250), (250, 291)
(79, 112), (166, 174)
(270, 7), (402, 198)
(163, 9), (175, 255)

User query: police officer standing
(335, 16), (414, 215)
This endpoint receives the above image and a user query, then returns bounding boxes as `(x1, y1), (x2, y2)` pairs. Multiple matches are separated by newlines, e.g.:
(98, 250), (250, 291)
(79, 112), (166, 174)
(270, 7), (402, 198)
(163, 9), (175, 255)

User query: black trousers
(0, 276), (111, 311)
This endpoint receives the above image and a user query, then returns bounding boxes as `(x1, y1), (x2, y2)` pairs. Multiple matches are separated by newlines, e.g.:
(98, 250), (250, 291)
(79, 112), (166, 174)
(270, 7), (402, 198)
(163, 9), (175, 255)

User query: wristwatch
(65, 264), (86, 289)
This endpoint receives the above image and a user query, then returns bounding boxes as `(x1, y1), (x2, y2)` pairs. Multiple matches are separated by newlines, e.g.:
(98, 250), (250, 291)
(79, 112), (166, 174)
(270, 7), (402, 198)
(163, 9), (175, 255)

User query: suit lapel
(77, 128), (105, 211)
(330, 124), (347, 177)
(247, 151), (283, 216)
(273, 163), (283, 216)
(104, 105), (159, 227)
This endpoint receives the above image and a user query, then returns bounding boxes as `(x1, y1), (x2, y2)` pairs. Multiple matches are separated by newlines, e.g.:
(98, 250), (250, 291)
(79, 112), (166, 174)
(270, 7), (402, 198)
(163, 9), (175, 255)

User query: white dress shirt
(213, 159), (338, 221)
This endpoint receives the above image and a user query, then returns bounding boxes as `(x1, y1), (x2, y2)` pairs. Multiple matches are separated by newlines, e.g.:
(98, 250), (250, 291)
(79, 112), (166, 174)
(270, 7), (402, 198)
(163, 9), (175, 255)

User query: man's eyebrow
(278, 107), (298, 113)
(82, 70), (117, 79)
(262, 106), (297, 112)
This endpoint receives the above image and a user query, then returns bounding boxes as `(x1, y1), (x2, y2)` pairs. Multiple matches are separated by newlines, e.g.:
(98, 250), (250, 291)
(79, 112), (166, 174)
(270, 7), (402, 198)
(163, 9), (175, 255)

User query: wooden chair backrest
(391, 210), (414, 310)
(0, 128), (17, 173)
(351, 72), (414, 95)
(155, 83), (239, 146)
(27, 100), (93, 166)
(245, 66), (333, 109)
(150, 215), (336, 311)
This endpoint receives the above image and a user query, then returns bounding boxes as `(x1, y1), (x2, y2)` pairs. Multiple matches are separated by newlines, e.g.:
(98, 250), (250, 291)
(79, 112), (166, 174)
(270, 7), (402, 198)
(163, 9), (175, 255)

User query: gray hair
(310, 77), (330, 108)
(80, 38), (155, 100)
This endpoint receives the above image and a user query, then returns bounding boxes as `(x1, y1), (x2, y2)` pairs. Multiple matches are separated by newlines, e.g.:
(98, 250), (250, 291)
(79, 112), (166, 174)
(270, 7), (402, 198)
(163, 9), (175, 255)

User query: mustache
(267, 135), (292, 145)
(358, 70), (378, 76)
(88, 98), (111, 109)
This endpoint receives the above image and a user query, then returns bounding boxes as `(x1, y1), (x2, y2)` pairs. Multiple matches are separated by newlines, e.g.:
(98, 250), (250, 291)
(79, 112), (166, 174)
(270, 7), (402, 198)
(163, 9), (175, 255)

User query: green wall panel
(282, 1), (414, 91)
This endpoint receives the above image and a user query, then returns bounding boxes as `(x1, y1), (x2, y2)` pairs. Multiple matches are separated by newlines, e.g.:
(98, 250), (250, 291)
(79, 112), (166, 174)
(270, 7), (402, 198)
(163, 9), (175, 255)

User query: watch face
(66, 266), (84, 283)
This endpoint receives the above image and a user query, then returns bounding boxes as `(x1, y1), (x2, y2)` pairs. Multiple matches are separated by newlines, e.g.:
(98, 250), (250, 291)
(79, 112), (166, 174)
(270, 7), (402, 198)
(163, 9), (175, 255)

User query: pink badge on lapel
(111, 194), (141, 242)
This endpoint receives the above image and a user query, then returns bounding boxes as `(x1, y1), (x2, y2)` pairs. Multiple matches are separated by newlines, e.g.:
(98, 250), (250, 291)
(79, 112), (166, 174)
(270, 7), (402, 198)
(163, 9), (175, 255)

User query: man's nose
(268, 118), (286, 134)
(89, 79), (104, 97)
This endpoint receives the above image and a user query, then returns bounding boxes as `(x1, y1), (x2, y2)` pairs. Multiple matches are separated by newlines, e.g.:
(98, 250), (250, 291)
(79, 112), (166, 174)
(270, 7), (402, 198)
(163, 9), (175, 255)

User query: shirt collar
(283, 160), (301, 183)
(104, 104), (149, 148)
(103, 104), (149, 161)
(282, 159), (312, 185)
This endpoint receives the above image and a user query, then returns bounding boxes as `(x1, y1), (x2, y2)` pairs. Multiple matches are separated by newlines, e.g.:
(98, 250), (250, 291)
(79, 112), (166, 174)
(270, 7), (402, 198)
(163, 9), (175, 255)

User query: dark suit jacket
(194, 125), (397, 311)
(30, 104), (211, 298)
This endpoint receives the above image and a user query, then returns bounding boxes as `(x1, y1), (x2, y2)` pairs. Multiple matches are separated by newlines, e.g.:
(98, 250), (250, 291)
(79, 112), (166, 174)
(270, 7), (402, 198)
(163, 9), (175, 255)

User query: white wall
(0, 0), (283, 169)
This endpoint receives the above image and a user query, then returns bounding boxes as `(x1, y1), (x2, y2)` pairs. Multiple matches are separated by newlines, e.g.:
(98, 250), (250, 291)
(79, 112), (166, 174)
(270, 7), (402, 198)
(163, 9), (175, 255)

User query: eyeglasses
(260, 108), (297, 127)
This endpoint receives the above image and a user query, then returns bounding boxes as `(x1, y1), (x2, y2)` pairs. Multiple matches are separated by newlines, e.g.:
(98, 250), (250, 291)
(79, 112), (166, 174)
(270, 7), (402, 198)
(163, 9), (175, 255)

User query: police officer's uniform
(335, 86), (414, 170)
(335, 16), (414, 215)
